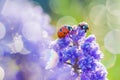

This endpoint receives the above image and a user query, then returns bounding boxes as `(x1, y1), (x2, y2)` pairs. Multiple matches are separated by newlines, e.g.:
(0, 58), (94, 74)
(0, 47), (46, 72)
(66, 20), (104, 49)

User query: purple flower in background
(0, 0), (55, 80)
(51, 22), (108, 80)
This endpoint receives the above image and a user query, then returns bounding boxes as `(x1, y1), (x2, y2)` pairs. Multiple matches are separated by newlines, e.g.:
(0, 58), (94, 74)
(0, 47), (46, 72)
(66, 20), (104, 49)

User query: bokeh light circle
(22, 21), (42, 42)
(106, 0), (120, 17)
(89, 5), (109, 44)
(101, 46), (116, 69)
(56, 16), (77, 32)
(104, 29), (120, 54)
(0, 22), (6, 40)
(106, 0), (120, 29)
(0, 66), (5, 80)
(89, 5), (106, 26)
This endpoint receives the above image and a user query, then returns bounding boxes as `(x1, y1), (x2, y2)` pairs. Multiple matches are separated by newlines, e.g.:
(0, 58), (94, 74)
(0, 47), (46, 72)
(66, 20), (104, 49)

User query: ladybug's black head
(67, 26), (73, 31)
(64, 25), (73, 31)
(78, 22), (89, 32)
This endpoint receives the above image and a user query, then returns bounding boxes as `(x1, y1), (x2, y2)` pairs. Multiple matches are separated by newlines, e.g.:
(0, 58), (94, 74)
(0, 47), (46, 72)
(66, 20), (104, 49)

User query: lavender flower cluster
(51, 23), (108, 80)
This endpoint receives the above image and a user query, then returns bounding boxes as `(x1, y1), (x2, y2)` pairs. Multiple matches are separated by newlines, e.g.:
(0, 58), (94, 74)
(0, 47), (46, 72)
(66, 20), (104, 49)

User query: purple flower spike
(51, 22), (108, 80)
(57, 37), (70, 49)
(78, 57), (96, 72)
(85, 35), (96, 43)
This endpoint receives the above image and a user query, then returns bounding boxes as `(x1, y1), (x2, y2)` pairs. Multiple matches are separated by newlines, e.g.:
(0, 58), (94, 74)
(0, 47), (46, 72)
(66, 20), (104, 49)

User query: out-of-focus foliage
(34, 0), (120, 80)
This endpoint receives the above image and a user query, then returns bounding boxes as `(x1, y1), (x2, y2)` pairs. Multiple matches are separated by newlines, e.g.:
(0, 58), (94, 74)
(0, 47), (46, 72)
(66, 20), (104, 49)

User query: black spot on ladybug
(60, 29), (62, 32)
(64, 32), (66, 34)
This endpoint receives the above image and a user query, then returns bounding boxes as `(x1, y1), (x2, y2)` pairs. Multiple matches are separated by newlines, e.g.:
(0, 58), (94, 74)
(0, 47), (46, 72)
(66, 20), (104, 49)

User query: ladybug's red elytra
(57, 26), (72, 38)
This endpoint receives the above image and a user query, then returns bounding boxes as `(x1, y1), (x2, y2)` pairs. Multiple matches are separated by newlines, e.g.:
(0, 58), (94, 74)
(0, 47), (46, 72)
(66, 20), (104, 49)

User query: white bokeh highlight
(22, 22), (42, 42)
(0, 22), (6, 40)
(104, 29), (120, 54)
(0, 66), (5, 80)
(89, 5), (106, 26)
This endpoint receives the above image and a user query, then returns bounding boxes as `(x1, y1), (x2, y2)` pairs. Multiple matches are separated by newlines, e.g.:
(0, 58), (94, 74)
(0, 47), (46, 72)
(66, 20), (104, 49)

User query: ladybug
(78, 22), (89, 32)
(57, 26), (73, 38)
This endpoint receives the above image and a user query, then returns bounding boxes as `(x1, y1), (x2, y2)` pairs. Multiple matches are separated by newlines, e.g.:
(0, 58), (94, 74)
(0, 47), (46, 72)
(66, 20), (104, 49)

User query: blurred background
(33, 0), (120, 80)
